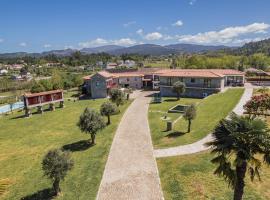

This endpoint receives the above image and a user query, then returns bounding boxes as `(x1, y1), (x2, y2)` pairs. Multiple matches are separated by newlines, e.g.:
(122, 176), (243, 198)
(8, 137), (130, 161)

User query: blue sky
(0, 0), (270, 53)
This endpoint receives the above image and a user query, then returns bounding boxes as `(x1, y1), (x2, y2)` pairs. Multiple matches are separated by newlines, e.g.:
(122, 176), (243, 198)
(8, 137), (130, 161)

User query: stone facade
(159, 76), (224, 98)
(90, 73), (109, 98)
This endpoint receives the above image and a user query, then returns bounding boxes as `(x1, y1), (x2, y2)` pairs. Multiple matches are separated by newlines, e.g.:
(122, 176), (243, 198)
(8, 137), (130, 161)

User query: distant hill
(0, 42), (242, 58)
(81, 45), (124, 54)
(165, 43), (229, 53)
(41, 48), (76, 57)
(233, 38), (270, 55)
(107, 44), (179, 56)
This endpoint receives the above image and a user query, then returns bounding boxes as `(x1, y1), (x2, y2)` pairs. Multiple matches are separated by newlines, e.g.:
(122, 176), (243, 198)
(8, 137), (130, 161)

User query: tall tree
(51, 70), (63, 90)
(109, 88), (125, 107)
(77, 108), (106, 144)
(100, 101), (117, 125)
(183, 104), (197, 133)
(42, 149), (74, 196)
(172, 81), (186, 100)
(207, 113), (270, 200)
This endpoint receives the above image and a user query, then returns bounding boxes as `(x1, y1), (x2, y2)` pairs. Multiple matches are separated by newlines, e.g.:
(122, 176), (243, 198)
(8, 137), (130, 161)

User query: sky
(0, 0), (270, 53)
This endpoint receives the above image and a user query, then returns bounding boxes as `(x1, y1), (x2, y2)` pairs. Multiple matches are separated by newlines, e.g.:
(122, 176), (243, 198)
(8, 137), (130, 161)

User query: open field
(0, 94), (131, 200)
(157, 151), (270, 200)
(149, 88), (244, 148)
(143, 60), (171, 68)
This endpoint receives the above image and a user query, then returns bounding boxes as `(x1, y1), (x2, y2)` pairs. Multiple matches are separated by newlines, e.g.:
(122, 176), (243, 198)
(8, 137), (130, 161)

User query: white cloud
(19, 42), (27, 47)
(136, 29), (144, 36)
(123, 21), (136, 27)
(64, 45), (74, 49)
(79, 37), (136, 48)
(113, 38), (136, 46)
(172, 20), (183, 27)
(79, 38), (108, 48)
(177, 22), (270, 44)
(144, 32), (163, 40)
(0, 38), (3, 43)
(189, 0), (196, 5)
(43, 44), (52, 48)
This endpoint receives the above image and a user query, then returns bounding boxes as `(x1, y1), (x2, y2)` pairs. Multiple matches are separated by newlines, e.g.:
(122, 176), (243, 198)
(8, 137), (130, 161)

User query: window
(167, 77), (172, 86)
(96, 81), (100, 86)
(191, 78), (195, 83)
(127, 78), (129, 81)
(204, 79), (211, 88)
(134, 77), (137, 81)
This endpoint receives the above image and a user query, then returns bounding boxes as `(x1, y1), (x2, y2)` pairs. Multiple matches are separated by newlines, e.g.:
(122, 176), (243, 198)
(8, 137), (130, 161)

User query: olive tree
(172, 81), (185, 100)
(109, 88), (125, 107)
(77, 108), (106, 144)
(100, 101), (117, 125)
(42, 149), (74, 195)
(183, 104), (197, 133)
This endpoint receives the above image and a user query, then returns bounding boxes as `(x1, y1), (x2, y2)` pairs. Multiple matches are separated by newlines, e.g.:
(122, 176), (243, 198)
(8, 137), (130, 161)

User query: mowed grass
(149, 88), (244, 148)
(143, 60), (171, 68)
(157, 151), (270, 200)
(0, 96), (131, 200)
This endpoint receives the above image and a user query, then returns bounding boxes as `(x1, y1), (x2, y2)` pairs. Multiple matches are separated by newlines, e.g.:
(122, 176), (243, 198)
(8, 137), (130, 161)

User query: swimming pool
(0, 102), (24, 114)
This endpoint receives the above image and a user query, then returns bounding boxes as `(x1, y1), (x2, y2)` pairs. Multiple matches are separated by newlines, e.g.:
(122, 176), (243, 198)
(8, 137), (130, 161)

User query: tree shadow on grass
(164, 99), (178, 102)
(21, 188), (56, 200)
(62, 140), (95, 152)
(166, 131), (186, 138)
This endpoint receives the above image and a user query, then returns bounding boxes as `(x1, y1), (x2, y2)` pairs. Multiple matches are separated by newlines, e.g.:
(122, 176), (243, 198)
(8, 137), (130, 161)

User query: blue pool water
(0, 102), (24, 114)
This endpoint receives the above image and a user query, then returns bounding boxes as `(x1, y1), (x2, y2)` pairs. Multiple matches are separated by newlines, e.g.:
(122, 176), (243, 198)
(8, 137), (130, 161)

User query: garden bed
(168, 104), (189, 113)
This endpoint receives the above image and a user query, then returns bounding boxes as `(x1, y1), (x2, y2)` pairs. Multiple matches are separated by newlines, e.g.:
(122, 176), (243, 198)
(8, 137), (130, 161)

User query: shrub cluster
(244, 94), (270, 116)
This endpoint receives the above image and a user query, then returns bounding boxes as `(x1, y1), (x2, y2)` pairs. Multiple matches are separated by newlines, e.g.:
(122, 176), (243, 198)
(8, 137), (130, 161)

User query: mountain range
(0, 43), (233, 58)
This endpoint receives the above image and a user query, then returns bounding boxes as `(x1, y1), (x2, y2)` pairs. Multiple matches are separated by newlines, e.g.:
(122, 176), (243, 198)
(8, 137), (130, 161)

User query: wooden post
(60, 101), (64, 108)
(49, 103), (55, 111)
(25, 107), (32, 117)
(37, 106), (43, 114)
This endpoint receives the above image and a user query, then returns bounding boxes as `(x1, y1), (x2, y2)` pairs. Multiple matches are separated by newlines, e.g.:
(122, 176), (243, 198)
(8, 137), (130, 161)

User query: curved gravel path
(154, 87), (253, 158)
(97, 91), (164, 200)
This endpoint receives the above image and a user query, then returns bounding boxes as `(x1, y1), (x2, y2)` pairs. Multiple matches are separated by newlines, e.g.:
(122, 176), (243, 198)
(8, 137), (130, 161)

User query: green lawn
(149, 88), (244, 148)
(143, 60), (171, 68)
(157, 151), (270, 200)
(0, 96), (131, 199)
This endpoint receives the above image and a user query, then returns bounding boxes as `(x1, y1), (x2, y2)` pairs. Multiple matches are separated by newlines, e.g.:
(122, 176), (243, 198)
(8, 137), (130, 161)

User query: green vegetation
(42, 149), (74, 196)
(77, 108), (106, 144)
(157, 151), (270, 200)
(0, 93), (131, 199)
(109, 88), (125, 107)
(149, 88), (244, 148)
(100, 101), (118, 125)
(183, 104), (196, 133)
(143, 60), (171, 68)
(207, 113), (270, 200)
(172, 81), (185, 100)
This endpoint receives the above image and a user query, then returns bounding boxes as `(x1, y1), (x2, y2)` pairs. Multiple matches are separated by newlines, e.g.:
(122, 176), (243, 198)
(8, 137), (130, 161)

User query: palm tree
(207, 113), (270, 200)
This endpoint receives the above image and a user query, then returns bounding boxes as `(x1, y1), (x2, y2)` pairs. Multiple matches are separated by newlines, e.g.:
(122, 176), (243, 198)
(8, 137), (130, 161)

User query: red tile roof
(84, 69), (244, 80)
(156, 69), (244, 78)
(24, 90), (63, 98)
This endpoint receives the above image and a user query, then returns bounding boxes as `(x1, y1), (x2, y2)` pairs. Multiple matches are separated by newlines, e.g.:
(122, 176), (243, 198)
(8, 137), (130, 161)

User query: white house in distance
(0, 69), (8, 75)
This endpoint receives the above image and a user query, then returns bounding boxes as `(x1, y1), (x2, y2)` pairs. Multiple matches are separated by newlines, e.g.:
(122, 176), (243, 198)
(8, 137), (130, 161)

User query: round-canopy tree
(100, 101), (117, 125)
(207, 113), (270, 200)
(172, 81), (185, 100)
(31, 82), (45, 93)
(77, 108), (106, 144)
(109, 88), (125, 107)
(183, 104), (197, 133)
(42, 149), (74, 196)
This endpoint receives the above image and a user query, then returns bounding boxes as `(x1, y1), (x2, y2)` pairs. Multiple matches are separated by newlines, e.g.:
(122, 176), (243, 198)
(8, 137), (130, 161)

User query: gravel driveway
(96, 91), (164, 200)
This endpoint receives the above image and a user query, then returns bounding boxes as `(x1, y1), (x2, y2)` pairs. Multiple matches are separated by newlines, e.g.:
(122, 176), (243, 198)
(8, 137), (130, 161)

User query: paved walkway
(97, 91), (164, 200)
(154, 87), (253, 158)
